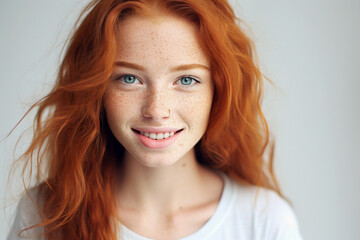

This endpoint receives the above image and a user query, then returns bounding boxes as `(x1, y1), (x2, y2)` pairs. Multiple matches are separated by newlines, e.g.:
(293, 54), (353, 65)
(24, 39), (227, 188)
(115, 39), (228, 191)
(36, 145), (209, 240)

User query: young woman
(8, 0), (302, 239)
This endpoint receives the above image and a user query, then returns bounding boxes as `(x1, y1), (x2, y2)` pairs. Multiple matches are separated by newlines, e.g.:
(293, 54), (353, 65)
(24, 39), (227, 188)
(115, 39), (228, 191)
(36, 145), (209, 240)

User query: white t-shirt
(8, 174), (302, 240)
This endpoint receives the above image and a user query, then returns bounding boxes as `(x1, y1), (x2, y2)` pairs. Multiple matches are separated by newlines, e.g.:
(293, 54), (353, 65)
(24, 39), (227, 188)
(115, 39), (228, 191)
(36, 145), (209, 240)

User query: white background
(1, 0), (359, 239)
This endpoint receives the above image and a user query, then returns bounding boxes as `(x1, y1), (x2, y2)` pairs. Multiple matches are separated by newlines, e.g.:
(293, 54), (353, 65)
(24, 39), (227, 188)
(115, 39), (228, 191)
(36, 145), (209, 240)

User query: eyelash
(114, 74), (200, 86)
(175, 76), (200, 86)
(115, 74), (142, 84)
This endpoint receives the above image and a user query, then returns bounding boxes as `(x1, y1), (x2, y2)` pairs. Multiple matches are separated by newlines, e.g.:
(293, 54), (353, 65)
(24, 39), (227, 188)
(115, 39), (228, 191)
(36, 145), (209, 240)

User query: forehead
(115, 15), (209, 67)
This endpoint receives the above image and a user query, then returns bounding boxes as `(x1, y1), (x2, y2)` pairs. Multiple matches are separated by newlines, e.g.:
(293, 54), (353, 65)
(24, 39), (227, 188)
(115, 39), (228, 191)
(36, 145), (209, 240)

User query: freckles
(183, 44), (203, 62)
(178, 31), (209, 66)
(177, 90), (212, 128)
(105, 90), (142, 116)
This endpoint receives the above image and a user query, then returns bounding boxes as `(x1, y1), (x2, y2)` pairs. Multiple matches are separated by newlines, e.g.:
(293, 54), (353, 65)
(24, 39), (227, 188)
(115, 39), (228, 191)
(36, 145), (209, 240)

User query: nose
(142, 89), (170, 120)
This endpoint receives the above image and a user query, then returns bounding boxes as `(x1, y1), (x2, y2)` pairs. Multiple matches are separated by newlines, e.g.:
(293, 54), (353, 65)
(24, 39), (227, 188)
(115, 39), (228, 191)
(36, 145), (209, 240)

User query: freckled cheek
(176, 92), (213, 129)
(104, 91), (142, 122)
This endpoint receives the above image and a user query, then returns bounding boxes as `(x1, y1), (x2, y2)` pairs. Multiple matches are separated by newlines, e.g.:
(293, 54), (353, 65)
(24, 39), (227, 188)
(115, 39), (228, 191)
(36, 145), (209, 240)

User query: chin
(134, 152), (182, 168)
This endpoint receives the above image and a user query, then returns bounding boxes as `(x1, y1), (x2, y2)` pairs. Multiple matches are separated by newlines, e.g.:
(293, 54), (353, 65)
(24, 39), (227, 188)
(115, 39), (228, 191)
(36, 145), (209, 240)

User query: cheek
(178, 89), (213, 128)
(104, 90), (141, 123)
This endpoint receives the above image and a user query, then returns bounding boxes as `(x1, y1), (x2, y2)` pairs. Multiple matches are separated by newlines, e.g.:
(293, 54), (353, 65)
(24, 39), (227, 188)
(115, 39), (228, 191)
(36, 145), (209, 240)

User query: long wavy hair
(13, 0), (281, 239)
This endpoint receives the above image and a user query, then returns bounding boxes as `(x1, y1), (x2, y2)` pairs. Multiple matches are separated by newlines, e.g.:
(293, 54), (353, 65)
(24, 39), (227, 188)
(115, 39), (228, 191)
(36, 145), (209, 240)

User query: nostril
(142, 106), (171, 119)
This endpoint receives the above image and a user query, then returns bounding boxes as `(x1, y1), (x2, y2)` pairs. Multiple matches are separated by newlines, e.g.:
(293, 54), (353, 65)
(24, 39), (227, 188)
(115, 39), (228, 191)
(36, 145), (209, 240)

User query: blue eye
(119, 75), (139, 84)
(123, 75), (136, 84)
(178, 76), (199, 86)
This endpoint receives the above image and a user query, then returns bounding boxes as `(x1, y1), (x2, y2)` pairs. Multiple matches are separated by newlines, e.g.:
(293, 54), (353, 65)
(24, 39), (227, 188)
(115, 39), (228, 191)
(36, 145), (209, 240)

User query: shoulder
(225, 176), (303, 240)
(252, 187), (301, 235)
(7, 186), (45, 240)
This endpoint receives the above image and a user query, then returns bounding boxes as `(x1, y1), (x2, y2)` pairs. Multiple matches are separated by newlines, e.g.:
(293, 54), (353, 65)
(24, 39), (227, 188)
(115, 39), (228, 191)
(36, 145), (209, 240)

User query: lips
(132, 128), (183, 149)
(132, 128), (183, 140)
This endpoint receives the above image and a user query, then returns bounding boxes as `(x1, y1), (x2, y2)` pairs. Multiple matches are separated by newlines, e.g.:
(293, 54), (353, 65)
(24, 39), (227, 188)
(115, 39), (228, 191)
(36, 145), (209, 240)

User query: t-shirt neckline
(119, 173), (236, 240)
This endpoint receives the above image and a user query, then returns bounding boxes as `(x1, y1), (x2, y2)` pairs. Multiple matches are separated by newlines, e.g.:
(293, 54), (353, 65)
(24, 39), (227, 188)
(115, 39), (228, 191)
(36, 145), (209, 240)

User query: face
(103, 14), (213, 168)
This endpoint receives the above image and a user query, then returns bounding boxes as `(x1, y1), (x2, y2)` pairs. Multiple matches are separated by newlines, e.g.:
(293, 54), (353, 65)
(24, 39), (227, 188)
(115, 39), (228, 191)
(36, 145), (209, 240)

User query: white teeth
(157, 133), (164, 140)
(149, 133), (157, 139)
(139, 131), (176, 140)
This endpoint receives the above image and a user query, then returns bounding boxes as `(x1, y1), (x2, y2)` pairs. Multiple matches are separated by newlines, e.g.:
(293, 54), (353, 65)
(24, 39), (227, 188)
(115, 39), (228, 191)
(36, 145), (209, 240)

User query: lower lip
(133, 130), (182, 149)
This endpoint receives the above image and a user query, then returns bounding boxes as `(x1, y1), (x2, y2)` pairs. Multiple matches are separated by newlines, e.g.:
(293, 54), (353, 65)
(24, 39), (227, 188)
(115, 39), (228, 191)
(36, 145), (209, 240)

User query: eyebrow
(115, 61), (145, 71)
(114, 61), (210, 72)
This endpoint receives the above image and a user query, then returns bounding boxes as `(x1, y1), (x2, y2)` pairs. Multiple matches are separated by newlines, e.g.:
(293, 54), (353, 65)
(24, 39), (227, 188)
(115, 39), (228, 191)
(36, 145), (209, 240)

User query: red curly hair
(14, 0), (280, 239)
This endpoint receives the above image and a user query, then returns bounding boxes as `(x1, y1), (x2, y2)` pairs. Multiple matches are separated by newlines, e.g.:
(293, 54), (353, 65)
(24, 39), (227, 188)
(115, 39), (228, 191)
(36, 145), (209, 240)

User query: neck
(116, 150), (217, 214)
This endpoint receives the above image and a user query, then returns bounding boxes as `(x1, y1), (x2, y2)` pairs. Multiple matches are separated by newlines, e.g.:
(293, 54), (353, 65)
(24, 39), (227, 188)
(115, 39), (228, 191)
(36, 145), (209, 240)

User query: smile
(132, 128), (183, 149)
(139, 131), (175, 140)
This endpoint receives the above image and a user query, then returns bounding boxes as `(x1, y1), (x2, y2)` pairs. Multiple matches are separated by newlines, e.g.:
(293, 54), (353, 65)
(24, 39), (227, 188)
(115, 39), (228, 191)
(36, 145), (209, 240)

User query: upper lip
(132, 127), (183, 133)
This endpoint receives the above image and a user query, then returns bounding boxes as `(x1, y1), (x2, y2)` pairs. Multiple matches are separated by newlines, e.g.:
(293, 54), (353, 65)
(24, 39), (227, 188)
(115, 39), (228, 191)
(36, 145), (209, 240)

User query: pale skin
(103, 14), (223, 239)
